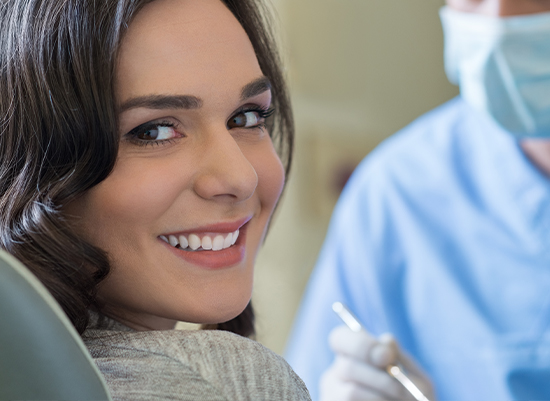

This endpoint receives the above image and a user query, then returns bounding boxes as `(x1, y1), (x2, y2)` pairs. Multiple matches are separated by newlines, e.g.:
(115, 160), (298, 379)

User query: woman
(0, 0), (309, 399)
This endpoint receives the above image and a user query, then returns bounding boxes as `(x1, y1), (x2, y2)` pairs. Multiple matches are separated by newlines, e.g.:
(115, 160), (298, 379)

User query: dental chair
(0, 250), (112, 400)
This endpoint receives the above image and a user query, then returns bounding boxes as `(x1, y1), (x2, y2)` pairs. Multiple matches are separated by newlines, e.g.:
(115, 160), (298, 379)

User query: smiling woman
(65, 0), (286, 331)
(0, 0), (308, 399)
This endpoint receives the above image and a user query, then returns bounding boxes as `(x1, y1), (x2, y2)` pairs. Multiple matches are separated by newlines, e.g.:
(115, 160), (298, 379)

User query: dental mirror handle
(332, 302), (431, 401)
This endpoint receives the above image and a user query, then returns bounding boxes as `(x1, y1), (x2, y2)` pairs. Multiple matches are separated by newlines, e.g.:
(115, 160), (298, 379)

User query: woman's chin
(185, 299), (250, 326)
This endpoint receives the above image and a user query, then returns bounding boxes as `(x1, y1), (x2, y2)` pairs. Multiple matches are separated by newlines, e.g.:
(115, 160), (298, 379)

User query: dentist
(286, 0), (550, 399)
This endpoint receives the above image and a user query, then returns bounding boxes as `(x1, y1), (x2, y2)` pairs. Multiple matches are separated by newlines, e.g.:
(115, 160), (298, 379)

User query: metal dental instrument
(332, 302), (431, 401)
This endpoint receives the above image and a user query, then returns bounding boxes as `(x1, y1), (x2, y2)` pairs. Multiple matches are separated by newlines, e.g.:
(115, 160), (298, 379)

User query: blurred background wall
(252, 0), (458, 354)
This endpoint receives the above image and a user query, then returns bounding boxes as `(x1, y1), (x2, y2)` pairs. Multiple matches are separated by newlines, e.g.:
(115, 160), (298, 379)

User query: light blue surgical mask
(440, 6), (550, 138)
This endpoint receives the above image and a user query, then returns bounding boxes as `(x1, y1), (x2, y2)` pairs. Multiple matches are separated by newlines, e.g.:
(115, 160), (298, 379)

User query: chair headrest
(0, 250), (111, 401)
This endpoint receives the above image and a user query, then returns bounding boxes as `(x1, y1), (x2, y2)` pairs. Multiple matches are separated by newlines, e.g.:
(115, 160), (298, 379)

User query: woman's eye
(135, 124), (177, 141)
(227, 111), (262, 129)
(125, 121), (182, 146)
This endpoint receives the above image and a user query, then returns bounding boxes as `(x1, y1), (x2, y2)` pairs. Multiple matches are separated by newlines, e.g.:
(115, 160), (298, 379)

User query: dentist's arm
(320, 326), (435, 401)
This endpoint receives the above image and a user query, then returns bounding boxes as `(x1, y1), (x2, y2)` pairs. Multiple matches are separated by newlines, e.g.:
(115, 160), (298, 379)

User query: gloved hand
(320, 325), (435, 401)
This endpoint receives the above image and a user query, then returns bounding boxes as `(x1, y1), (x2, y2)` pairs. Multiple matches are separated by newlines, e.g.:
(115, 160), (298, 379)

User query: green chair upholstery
(0, 250), (112, 401)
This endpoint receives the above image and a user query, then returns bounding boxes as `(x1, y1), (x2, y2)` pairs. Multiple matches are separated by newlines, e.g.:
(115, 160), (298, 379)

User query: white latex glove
(320, 325), (435, 401)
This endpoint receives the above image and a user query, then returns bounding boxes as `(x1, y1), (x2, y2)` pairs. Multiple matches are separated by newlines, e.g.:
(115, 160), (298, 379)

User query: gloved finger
(321, 363), (397, 401)
(331, 354), (405, 400)
(369, 334), (398, 369)
(380, 334), (429, 380)
(379, 334), (435, 399)
(328, 325), (378, 362)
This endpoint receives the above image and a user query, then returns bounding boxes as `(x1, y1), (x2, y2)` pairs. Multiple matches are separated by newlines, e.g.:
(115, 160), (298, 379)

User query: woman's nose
(193, 128), (258, 202)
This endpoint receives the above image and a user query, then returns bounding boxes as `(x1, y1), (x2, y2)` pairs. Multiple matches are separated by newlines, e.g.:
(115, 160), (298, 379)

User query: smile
(159, 230), (239, 252)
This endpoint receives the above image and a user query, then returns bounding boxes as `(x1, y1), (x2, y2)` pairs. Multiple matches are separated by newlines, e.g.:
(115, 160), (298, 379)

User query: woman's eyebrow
(118, 95), (203, 112)
(241, 76), (271, 100)
(118, 77), (271, 113)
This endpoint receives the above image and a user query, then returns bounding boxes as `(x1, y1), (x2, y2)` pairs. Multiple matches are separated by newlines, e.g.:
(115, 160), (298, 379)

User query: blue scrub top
(285, 97), (550, 401)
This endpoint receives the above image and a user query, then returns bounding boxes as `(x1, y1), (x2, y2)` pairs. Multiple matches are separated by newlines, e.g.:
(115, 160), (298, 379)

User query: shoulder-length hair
(0, 0), (293, 337)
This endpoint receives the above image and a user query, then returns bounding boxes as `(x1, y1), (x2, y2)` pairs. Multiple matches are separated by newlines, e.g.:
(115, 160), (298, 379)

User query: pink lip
(159, 216), (252, 270)
(161, 215), (252, 237)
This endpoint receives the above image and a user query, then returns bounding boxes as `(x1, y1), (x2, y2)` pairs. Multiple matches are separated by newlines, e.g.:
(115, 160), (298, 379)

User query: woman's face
(66, 0), (284, 330)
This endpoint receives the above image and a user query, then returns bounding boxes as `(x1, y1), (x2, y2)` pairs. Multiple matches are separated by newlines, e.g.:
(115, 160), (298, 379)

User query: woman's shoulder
(83, 328), (311, 401)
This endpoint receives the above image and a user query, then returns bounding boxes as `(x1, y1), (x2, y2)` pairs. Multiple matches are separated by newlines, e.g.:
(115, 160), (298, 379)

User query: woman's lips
(158, 217), (251, 269)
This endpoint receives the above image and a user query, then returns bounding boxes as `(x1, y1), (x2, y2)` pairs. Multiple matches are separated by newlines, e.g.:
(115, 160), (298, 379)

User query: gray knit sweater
(82, 316), (311, 401)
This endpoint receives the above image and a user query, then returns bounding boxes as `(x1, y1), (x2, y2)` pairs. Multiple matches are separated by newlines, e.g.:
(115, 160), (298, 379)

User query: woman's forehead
(116, 0), (262, 107)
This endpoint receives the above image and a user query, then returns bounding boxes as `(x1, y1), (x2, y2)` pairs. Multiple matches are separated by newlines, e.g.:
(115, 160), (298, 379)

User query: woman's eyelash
(230, 106), (275, 133)
(126, 120), (174, 137)
(236, 106), (275, 120)
(257, 108), (276, 132)
(256, 107), (275, 119)
(125, 120), (178, 147)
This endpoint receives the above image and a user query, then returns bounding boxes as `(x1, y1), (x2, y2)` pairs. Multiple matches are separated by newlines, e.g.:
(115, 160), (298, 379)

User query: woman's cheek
(253, 142), (285, 212)
(102, 157), (193, 218)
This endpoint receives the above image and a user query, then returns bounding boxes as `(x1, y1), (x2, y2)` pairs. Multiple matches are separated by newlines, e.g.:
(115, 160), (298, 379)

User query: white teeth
(212, 235), (224, 251)
(168, 235), (179, 247)
(162, 228), (241, 251)
(179, 235), (188, 249)
(189, 234), (201, 250)
(202, 236), (212, 250)
(223, 233), (232, 248)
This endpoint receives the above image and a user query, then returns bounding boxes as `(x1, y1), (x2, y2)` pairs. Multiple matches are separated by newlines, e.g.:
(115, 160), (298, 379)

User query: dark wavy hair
(0, 0), (293, 337)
